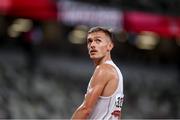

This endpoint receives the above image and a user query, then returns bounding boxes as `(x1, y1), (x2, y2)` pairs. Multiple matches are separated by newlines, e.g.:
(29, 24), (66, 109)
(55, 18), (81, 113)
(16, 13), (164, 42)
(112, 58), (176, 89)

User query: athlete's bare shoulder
(99, 63), (117, 74)
(94, 63), (118, 80)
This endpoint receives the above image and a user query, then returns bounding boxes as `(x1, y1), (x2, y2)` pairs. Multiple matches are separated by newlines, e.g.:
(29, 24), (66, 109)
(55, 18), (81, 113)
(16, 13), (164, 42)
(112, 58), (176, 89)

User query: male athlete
(72, 27), (124, 119)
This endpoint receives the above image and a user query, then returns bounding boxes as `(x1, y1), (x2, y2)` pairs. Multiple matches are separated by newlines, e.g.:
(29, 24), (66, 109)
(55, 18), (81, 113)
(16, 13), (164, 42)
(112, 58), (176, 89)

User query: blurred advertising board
(58, 0), (123, 31)
(124, 11), (180, 38)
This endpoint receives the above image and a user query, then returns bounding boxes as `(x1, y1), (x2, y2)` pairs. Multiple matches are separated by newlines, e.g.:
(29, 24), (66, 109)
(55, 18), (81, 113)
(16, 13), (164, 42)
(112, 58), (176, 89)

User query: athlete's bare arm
(71, 64), (117, 119)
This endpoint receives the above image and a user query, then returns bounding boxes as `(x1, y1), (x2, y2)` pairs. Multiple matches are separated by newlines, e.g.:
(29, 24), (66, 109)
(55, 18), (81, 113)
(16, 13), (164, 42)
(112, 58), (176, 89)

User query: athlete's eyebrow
(87, 38), (92, 42)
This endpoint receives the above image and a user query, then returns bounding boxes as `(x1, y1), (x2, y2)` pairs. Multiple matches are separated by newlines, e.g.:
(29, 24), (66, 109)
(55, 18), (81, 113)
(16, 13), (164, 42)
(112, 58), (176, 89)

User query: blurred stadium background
(0, 0), (180, 119)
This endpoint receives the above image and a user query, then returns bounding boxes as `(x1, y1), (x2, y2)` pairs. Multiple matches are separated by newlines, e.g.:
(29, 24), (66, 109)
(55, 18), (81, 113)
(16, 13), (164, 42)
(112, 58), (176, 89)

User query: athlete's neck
(93, 54), (112, 66)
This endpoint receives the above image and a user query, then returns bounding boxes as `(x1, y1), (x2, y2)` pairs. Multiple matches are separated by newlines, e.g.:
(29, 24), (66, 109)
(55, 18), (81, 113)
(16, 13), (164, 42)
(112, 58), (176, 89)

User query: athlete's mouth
(90, 49), (98, 54)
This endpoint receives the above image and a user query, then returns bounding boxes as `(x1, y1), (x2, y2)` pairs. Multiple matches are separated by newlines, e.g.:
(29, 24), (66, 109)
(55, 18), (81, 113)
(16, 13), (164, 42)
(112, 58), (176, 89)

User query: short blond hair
(88, 26), (114, 43)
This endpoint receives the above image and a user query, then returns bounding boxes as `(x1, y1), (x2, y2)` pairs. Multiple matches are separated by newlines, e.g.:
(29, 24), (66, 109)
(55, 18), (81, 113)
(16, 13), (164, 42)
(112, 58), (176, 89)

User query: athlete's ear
(107, 42), (114, 51)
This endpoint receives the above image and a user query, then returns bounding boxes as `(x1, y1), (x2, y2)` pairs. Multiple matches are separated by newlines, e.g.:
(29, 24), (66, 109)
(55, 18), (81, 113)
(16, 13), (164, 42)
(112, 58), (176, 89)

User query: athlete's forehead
(87, 31), (110, 41)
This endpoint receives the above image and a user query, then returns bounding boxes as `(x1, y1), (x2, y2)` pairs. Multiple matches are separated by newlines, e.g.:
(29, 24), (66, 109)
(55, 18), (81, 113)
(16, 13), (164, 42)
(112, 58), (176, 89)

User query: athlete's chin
(90, 55), (103, 60)
(90, 56), (97, 59)
(90, 55), (99, 60)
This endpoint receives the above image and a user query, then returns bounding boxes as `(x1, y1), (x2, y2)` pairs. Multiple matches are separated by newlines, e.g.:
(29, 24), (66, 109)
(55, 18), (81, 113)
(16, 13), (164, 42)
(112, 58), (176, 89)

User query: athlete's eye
(96, 39), (101, 43)
(87, 38), (93, 43)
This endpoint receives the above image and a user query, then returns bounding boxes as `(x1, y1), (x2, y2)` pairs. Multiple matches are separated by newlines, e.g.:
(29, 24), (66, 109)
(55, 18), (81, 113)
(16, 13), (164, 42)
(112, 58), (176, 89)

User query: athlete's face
(87, 31), (113, 60)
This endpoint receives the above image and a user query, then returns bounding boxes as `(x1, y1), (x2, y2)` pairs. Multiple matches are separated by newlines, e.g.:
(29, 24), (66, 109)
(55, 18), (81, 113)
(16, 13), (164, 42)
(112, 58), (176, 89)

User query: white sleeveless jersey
(88, 60), (124, 120)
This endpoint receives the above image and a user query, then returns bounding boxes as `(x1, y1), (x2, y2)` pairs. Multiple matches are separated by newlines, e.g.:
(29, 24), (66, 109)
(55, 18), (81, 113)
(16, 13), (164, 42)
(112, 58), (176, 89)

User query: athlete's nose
(90, 41), (96, 49)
